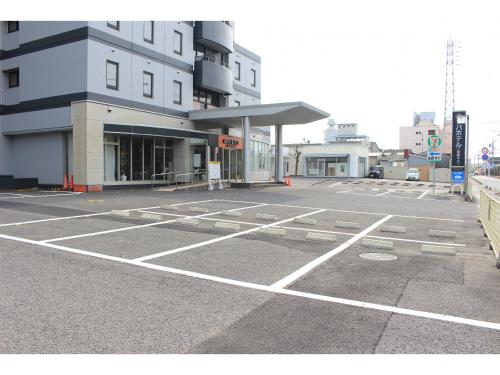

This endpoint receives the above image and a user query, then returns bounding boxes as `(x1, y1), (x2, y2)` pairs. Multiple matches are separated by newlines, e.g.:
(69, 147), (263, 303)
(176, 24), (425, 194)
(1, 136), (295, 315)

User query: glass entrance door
(230, 149), (237, 181)
(222, 148), (230, 180)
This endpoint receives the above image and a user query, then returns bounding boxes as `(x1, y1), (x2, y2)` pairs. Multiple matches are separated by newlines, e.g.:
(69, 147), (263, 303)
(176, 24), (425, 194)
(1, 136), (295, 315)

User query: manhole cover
(359, 253), (398, 261)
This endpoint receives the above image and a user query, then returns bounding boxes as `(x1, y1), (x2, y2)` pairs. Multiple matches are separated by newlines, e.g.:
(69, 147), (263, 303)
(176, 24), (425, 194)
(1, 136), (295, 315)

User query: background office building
(0, 21), (267, 191)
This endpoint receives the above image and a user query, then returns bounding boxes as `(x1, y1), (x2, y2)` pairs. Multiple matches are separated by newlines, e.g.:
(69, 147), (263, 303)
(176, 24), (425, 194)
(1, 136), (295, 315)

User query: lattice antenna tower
(443, 35), (461, 124)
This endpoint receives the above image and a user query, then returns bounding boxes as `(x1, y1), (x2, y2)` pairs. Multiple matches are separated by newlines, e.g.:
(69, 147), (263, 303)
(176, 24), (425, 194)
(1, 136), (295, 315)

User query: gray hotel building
(0, 21), (327, 191)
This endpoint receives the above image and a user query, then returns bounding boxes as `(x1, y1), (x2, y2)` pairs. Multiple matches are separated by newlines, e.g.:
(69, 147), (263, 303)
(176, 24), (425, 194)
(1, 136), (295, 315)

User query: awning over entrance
(189, 101), (330, 185)
(189, 101), (330, 128)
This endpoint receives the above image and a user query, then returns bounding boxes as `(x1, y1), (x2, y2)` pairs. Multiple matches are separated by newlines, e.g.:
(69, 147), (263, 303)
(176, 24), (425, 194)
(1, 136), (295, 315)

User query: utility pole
(444, 36), (457, 124)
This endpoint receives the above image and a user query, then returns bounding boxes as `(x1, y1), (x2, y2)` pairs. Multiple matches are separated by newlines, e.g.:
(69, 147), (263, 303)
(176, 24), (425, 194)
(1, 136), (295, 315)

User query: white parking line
(0, 231), (497, 332)
(215, 199), (467, 222)
(328, 182), (343, 188)
(0, 192), (83, 200)
(376, 190), (392, 196)
(274, 225), (466, 247)
(0, 199), (219, 228)
(270, 215), (393, 289)
(41, 203), (267, 243)
(335, 191), (458, 202)
(417, 191), (429, 199)
(133, 209), (326, 262)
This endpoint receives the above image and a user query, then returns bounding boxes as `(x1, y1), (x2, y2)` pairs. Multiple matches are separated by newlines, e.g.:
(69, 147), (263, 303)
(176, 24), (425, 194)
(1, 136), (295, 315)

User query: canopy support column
(275, 124), (284, 183)
(242, 116), (251, 183)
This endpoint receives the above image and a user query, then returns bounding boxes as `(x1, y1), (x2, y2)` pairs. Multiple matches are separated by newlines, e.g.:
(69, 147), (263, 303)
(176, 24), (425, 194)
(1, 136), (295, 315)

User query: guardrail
(479, 189), (500, 269)
(150, 170), (208, 189)
(151, 172), (175, 189)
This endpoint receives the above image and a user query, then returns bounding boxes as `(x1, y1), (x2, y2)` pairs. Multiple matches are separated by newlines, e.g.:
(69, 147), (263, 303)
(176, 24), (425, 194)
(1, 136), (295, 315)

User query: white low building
(271, 120), (377, 179)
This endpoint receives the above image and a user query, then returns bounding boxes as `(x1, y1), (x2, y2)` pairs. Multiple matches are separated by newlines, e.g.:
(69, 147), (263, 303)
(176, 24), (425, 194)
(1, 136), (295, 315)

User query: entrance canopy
(189, 101), (329, 185)
(189, 101), (330, 128)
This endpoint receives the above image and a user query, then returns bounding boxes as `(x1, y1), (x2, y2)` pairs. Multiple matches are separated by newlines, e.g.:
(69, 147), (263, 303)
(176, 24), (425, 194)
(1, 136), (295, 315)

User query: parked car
(406, 168), (420, 181)
(368, 166), (384, 179)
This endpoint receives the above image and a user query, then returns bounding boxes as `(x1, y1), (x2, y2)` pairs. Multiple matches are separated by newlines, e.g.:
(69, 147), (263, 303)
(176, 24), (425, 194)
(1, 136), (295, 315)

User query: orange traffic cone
(69, 175), (74, 191)
(287, 176), (292, 186)
(62, 174), (68, 191)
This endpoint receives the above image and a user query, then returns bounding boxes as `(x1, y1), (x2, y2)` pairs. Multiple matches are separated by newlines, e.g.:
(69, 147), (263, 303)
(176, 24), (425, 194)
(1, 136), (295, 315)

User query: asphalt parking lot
(0, 178), (499, 353)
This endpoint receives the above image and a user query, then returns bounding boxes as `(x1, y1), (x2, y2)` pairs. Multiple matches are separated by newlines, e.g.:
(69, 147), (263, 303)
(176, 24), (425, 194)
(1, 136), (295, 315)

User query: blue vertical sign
(452, 111), (467, 167)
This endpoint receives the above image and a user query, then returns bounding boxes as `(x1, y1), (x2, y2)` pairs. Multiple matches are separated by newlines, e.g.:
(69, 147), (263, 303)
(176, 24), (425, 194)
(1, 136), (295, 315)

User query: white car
(406, 168), (420, 181)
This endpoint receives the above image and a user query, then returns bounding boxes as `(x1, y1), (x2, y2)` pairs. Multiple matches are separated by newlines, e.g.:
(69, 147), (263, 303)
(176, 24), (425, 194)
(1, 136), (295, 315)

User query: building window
(143, 71), (153, 98)
(250, 68), (256, 87)
(428, 129), (436, 135)
(7, 21), (19, 33)
(144, 21), (154, 44)
(234, 100), (240, 107)
(174, 30), (183, 55)
(106, 60), (119, 90)
(107, 21), (119, 30)
(173, 80), (182, 105)
(8, 69), (19, 88)
(235, 61), (241, 81)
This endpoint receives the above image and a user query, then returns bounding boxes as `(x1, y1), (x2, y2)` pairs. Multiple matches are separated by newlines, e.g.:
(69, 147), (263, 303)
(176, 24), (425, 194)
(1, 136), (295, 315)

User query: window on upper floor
(7, 21), (19, 33)
(235, 61), (241, 81)
(173, 80), (182, 105)
(106, 60), (119, 90)
(8, 69), (19, 88)
(144, 21), (154, 44)
(428, 129), (436, 135)
(143, 71), (153, 98)
(107, 21), (120, 30)
(251, 68), (256, 87)
(174, 30), (183, 55)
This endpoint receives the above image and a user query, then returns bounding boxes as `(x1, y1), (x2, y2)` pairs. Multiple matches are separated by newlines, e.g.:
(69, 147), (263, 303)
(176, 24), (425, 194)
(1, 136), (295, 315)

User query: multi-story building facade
(0, 21), (269, 190)
(399, 121), (440, 154)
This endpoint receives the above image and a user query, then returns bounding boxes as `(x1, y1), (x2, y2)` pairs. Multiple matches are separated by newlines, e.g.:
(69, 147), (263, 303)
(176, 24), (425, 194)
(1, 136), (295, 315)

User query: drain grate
(359, 252), (398, 261)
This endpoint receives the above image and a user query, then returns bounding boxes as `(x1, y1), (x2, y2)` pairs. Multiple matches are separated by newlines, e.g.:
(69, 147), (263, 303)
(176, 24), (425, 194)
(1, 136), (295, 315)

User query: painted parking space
(0, 215), (137, 241)
(146, 233), (348, 285)
(282, 209), (383, 234)
(0, 193), (499, 354)
(54, 224), (224, 260)
(287, 241), (481, 313)
(0, 207), (61, 225)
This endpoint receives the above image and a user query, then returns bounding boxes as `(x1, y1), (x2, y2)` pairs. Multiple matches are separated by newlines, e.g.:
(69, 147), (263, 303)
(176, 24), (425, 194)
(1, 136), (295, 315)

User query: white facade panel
(16, 41), (87, 102)
(17, 21), (87, 44)
(88, 21), (134, 42)
(230, 90), (260, 106)
(131, 54), (165, 108)
(230, 50), (261, 93)
(87, 39), (133, 101)
(163, 67), (193, 112)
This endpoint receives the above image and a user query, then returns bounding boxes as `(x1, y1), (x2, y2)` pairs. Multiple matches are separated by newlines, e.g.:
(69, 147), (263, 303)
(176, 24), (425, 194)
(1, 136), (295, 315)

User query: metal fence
(479, 189), (500, 268)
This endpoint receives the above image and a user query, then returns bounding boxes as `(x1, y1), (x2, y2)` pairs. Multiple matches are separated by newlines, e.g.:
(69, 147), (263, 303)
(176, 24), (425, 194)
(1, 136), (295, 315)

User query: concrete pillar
(173, 139), (191, 183)
(275, 124), (283, 183)
(72, 101), (104, 192)
(242, 116), (251, 183)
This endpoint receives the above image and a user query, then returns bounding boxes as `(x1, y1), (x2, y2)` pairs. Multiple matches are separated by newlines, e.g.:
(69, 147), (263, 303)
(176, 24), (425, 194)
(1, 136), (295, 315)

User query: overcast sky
(10, 0), (500, 160)
(229, 0), (500, 159)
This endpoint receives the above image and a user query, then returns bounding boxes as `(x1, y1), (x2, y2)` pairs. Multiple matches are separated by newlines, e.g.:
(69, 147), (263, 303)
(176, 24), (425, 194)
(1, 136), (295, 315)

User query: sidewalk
(472, 175), (500, 193)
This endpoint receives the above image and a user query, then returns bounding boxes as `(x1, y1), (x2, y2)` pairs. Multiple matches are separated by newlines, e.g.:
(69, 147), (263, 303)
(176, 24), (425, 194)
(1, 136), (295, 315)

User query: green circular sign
(428, 135), (442, 148)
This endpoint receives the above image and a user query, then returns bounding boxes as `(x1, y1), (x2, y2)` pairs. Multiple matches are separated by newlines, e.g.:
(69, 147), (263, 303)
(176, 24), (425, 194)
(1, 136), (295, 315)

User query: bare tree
(289, 145), (302, 176)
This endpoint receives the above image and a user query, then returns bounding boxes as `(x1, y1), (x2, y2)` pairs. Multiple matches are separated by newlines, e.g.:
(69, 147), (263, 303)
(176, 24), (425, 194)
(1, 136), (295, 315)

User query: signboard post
(481, 147), (490, 176)
(208, 161), (222, 191)
(451, 111), (468, 196)
(427, 135), (442, 195)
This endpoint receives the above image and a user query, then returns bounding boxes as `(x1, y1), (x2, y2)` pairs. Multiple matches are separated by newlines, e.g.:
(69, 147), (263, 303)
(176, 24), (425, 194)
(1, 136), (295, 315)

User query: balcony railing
(195, 55), (230, 69)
